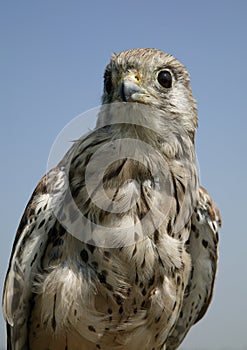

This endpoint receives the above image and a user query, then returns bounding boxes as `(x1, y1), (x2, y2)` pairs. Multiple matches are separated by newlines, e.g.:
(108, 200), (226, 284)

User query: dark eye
(157, 70), (173, 89)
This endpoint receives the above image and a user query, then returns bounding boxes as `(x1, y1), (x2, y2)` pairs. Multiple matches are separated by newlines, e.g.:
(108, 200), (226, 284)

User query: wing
(166, 186), (221, 350)
(2, 167), (67, 350)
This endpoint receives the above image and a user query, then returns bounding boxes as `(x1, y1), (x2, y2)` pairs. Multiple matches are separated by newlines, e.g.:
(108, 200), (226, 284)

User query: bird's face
(102, 48), (198, 138)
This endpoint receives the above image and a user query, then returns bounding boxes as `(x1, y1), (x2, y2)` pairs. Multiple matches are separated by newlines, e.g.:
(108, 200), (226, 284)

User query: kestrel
(2, 48), (221, 350)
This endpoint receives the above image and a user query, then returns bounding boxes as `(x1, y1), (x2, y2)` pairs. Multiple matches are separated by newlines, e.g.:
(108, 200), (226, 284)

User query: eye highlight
(157, 70), (173, 89)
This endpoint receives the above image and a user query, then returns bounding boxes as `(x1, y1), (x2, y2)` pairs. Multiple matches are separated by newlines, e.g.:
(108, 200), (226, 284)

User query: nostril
(135, 75), (140, 81)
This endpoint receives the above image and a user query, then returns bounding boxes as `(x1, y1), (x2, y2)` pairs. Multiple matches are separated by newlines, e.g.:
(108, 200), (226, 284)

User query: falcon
(2, 48), (221, 350)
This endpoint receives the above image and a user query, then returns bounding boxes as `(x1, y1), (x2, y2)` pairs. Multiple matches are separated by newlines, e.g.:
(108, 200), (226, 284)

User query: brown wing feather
(166, 186), (221, 350)
(193, 187), (221, 323)
(2, 167), (66, 349)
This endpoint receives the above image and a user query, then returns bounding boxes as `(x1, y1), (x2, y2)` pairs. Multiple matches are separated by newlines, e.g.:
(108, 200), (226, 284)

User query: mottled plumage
(2, 48), (221, 350)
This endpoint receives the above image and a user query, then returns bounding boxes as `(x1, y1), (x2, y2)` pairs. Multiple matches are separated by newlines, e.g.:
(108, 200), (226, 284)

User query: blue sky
(1, 1), (247, 348)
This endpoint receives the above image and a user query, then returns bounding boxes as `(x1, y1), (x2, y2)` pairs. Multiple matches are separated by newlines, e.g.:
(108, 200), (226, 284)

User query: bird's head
(101, 48), (198, 141)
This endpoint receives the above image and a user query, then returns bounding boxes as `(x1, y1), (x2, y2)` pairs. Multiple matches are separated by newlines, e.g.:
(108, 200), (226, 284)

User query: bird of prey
(2, 48), (221, 350)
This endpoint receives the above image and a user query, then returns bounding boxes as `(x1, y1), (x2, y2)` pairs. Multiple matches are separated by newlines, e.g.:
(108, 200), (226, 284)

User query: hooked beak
(118, 78), (146, 102)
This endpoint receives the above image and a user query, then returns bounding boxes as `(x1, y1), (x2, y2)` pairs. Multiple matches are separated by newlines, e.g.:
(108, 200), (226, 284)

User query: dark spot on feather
(52, 294), (57, 331)
(191, 224), (196, 232)
(38, 219), (45, 229)
(80, 249), (89, 263)
(30, 253), (37, 267)
(88, 325), (96, 332)
(115, 294), (122, 305)
(191, 266), (194, 280)
(98, 270), (107, 284)
(216, 231), (219, 242)
(135, 271), (139, 283)
(155, 316), (161, 323)
(132, 245), (137, 257)
(148, 275), (155, 287)
(154, 229), (159, 243)
(167, 220), (172, 235)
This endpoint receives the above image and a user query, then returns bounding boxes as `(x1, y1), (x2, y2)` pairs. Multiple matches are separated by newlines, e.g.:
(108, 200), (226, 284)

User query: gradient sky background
(1, 1), (247, 349)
